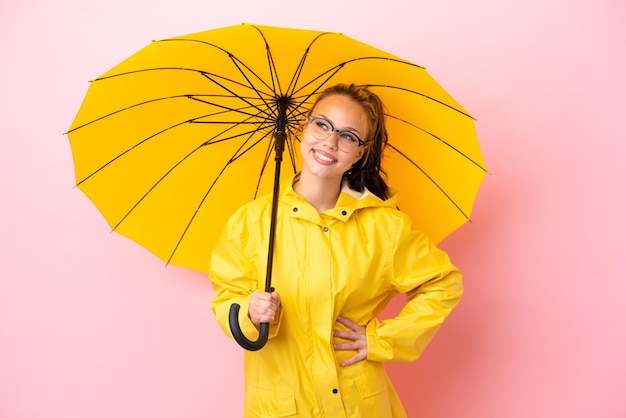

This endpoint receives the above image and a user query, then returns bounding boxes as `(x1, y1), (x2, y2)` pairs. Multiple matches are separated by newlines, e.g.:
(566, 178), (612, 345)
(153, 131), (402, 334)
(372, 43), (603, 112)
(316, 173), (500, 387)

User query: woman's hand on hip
(333, 316), (368, 367)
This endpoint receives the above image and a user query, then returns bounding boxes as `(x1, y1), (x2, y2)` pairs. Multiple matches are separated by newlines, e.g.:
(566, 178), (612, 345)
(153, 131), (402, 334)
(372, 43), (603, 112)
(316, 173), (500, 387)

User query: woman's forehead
(312, 95), (368, 131)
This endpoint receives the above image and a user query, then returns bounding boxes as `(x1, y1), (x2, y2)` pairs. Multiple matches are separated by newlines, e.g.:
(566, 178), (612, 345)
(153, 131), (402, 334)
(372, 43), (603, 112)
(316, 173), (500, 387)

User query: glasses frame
(307, 116), (365, 152)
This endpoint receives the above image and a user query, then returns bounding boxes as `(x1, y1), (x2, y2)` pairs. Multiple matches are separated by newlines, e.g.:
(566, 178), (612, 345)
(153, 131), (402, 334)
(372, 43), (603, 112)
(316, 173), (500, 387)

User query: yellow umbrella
(67, 24), (486, 348)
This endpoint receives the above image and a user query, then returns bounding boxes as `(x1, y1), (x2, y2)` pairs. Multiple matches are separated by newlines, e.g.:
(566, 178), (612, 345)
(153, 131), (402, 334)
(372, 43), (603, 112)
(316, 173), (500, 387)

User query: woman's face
(300, 94), (369, 183)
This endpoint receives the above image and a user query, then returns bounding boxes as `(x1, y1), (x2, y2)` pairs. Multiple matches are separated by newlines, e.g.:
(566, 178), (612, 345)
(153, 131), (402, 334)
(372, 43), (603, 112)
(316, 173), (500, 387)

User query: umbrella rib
(279, 68), (344, 124)
(284, 31), (334, 97)
(77, 104), (273, 187)
(166, 127), (276, 264)
(386, 114), (487, 172)
(76, 118), (192, 186)
(111, 122), (272, 233)
(365, 83), (475, 119)
(157, 37), (278, 98)
(387, 143), (471, 220)
(285, 49), (310, 96)
(164, 165), (226, 265)
(199, 68), (274, 122)
(68, 93), (266, 133)
(293, 65), (344, 103)
(202, 123), (274, 159)
(93, 66), (261, 90)
(67, 94), (188, 133)
(286, 97), (314, 121)
(251, 132), (276, 200)
(248, 25), (282, 97)
(187, 94), (272, 121)
(284, 125), (301, 173)
(91, 65), (278, 122)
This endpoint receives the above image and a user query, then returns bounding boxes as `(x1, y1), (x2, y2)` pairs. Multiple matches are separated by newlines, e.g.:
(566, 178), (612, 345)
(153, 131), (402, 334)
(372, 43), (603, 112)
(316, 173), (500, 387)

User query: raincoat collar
(281, 175), (399, 223)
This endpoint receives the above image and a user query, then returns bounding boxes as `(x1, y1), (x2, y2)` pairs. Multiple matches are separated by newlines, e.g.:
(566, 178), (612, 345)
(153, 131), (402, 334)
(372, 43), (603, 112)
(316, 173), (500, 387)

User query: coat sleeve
(209, 207), (282, 342)
(365, 212), (463, 363)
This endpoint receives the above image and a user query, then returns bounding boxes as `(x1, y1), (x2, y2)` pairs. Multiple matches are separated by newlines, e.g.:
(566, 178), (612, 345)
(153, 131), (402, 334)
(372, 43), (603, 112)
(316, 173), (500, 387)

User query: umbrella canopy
(67, 23), (487, 275)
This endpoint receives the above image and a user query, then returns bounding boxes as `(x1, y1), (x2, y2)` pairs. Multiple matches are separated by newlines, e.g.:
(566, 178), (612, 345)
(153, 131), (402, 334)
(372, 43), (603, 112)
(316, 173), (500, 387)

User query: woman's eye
(315, 120), (330, 131)
(340, 132), (357, 142)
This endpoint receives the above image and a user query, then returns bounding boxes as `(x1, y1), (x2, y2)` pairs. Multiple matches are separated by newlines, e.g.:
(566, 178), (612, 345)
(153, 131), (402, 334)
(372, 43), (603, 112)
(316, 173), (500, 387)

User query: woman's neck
(293, 174), (342, 212)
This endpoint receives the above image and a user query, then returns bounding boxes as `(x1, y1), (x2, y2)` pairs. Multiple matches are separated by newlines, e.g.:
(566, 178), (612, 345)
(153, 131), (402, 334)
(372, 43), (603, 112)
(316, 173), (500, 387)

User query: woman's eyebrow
(316, 114), (361, 134)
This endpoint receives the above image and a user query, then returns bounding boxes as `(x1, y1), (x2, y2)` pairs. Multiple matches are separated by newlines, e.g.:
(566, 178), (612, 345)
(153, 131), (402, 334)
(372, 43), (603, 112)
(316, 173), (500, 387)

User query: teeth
(315, 151), (334, 163)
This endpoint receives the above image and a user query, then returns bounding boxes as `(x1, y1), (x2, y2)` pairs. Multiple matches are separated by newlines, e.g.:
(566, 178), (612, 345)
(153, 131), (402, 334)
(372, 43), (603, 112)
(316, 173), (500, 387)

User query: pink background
(1, 0), (625, 417)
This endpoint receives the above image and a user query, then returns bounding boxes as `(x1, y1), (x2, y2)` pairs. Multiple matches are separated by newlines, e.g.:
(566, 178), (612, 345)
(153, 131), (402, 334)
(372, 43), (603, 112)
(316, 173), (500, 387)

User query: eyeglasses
(307, 116), (365, 153)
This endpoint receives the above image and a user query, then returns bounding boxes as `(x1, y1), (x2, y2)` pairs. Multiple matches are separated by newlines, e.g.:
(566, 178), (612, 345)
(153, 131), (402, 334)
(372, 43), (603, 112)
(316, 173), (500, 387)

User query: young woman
(210, 84), (463, 417)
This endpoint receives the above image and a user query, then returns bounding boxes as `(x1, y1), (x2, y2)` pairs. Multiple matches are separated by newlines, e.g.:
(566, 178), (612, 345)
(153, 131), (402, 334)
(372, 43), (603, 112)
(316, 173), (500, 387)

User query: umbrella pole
(228, 100), (288, 351)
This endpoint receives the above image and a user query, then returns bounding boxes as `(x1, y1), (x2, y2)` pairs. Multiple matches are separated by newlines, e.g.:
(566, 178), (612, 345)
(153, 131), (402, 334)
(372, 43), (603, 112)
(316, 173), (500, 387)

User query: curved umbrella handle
(228, 303), (269, 351)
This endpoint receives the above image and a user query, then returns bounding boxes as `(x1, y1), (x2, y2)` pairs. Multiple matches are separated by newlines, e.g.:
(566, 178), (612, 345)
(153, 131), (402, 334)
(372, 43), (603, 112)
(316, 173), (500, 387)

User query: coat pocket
(246, 383), (297, 417)
(353, 366), (388, 399)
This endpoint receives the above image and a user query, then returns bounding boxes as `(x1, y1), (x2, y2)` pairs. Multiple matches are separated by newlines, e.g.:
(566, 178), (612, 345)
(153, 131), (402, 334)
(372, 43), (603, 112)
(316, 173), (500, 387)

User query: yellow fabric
(67, 24), (486, 274)
(210, 178), (463, 417)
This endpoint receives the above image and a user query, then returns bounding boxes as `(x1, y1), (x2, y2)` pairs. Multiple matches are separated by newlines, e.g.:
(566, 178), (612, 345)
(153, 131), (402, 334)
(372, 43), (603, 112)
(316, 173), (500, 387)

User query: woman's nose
(320, 131), (339, 149)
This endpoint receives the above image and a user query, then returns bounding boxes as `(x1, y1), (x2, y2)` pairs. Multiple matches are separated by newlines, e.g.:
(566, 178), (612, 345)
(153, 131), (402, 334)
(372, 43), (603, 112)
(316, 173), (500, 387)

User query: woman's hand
(333, 316), (368, 367)
(248, 291), (281, 326)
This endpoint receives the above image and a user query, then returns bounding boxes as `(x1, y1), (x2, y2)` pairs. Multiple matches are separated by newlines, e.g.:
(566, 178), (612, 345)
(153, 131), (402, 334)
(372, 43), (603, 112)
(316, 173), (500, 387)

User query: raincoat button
(341, 210), (347, 216)
(323, 227), (329, 232)
(293, 207), (298, 212)
(332, 388), (338, 394)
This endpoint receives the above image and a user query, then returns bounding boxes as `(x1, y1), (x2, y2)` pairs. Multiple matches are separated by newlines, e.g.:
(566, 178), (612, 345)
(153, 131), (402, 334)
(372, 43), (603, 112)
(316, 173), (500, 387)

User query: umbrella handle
(228, 303), (269, 351)
(228, 102), (288, 352)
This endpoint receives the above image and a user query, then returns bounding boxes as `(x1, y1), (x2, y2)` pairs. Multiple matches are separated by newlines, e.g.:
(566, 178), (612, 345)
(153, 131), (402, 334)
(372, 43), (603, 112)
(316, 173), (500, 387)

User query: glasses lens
(336, 132), (359, 152)
(310, 118), (331, 139)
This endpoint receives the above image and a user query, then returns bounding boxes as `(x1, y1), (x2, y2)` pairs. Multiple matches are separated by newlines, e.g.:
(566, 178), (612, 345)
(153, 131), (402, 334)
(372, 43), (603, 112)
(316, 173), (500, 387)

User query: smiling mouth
(314, 150), (336, 163)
